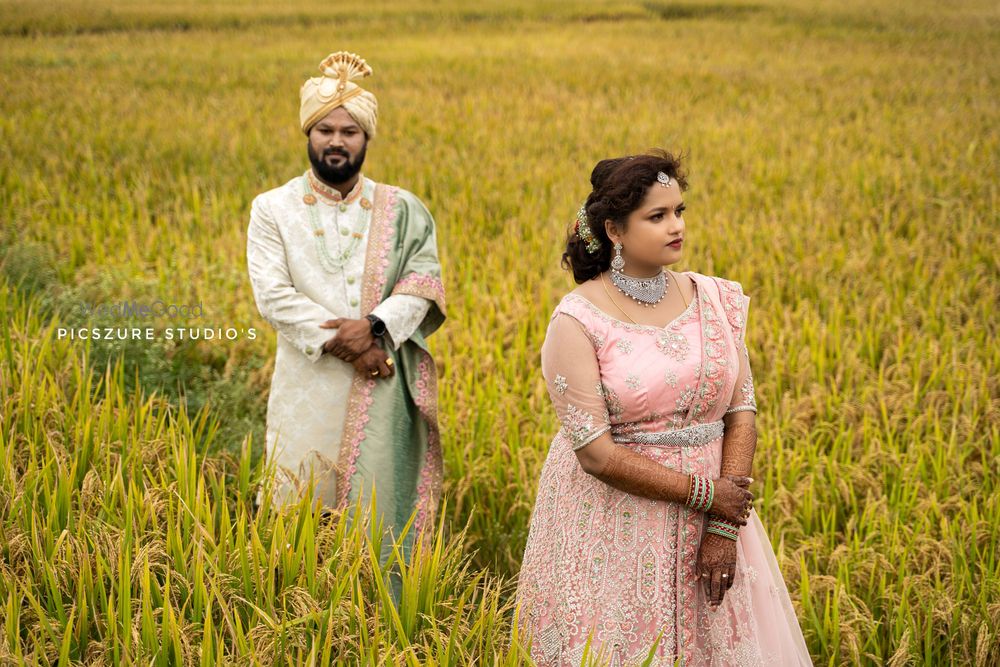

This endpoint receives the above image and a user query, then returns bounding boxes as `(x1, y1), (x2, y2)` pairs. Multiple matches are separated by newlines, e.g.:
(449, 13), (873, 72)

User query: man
(246, 51), (446, 559)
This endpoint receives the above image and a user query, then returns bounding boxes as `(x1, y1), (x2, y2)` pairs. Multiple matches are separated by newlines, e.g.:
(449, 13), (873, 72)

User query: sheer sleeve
(717, 278), (759, 486)
(720, 280), (757, 415)
(726, 337), (757, 415)
(541, 312), (610, 450)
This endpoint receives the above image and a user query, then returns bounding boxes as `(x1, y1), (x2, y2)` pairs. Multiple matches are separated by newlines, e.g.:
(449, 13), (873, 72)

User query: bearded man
(246, 52), (446, 557)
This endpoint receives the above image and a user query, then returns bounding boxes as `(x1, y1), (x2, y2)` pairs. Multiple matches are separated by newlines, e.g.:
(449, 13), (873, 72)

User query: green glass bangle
(706, 516), (740, 541)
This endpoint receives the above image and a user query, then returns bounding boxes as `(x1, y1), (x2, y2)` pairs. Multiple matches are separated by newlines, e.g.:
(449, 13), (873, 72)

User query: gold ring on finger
(385, 358), (394, 367)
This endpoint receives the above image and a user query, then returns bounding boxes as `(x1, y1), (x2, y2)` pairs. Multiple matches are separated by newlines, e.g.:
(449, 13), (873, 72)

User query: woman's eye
(676, 208), (686, 217)
(652, 213), (664, 221)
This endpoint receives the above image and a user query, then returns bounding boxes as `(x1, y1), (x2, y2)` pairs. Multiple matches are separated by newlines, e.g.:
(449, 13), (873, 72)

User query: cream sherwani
(247, 170), (430, 506)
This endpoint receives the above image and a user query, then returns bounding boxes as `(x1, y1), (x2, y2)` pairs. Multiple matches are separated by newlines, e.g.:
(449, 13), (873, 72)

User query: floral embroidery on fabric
(656, 330), (690, 361)
(337, 185), (395, 507)
(563, 403), (609, 449)
(601, 382), (625, 418)
(740, 375), (756, 408)
(676, 385), (695, 413)
(716, 278), (748, 341)
(587, 331), (606, 351)
(664, 369), (679, 387)
(411, 351), (443, 540)
(616, 339), (634, 354)
(360, 186), (398, 313)
(391, 272), (446, 314)
(687, 290), (730, 423)
(553, 374), (568, 395)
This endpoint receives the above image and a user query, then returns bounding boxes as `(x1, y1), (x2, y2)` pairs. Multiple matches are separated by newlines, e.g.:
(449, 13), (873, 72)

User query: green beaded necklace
(301, 175), (372, 274)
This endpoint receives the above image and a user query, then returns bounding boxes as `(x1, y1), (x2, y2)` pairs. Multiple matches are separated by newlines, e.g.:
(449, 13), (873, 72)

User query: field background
(1, 0), (998, 664)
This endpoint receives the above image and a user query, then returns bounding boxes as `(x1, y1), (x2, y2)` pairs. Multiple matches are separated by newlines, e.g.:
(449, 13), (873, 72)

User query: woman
(515, 151), (812, 666)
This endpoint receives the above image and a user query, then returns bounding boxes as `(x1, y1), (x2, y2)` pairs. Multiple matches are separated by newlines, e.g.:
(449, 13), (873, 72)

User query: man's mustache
(323, 149), (350, 158)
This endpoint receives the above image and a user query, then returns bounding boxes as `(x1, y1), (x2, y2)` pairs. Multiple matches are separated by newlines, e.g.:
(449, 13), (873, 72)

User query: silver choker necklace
(610, 268), (667, 306)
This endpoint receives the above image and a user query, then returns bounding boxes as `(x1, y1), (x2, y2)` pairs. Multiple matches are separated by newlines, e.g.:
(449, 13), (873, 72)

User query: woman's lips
(667, 239), (683, 248)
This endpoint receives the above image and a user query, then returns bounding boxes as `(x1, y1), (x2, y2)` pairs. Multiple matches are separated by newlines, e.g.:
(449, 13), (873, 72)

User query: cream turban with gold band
(299, 52), (378, 138)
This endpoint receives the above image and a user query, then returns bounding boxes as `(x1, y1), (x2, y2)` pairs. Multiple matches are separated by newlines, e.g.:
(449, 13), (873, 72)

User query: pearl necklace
(300, 175), (371, 274)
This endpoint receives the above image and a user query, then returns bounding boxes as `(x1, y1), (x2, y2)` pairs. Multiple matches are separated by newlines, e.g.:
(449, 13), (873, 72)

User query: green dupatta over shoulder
(335, 183), (446, 563)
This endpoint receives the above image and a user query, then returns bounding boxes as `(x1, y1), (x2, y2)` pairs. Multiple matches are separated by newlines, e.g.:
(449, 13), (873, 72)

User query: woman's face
(605, 181), (686, 272)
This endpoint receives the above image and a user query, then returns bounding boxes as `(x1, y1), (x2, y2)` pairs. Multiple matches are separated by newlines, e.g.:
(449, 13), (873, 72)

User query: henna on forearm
(719, 420), (757, 479)
(594, 445), (690, 505)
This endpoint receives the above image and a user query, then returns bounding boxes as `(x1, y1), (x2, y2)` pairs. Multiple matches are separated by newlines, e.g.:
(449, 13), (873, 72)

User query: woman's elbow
(574, 442), (607, 476)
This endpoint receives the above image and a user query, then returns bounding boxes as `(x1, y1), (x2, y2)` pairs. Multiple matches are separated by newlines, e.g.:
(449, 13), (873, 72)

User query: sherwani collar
(306, 169), (366, 205)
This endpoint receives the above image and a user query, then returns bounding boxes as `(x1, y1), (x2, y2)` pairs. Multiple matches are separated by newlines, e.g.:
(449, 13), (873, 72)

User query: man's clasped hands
(319, 318), (395, 378)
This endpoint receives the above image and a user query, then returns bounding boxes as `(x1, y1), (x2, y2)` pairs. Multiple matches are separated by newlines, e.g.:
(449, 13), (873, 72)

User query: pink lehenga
(515, 272), (812, 666)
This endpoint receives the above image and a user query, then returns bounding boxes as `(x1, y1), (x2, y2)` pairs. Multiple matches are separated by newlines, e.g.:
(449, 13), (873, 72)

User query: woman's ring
(721, 573), (728, 579)
(370, 369), (379, 376)
(385, 358), (394, 367)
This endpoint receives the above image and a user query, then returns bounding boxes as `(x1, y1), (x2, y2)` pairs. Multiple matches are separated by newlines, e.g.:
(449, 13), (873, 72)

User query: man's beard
(308, 141), (367, 184)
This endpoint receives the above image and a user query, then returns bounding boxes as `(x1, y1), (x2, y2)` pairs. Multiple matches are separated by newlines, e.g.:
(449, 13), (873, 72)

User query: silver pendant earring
(611, 241), (625, 272)
(608, 240), (667, 306)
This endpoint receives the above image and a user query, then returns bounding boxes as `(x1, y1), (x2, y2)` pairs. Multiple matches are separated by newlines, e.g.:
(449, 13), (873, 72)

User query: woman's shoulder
(687, 271), (751, 333)
(541, 292), (604, 352)
(552, 289), (601, 326)
(686, 270), (747, 297)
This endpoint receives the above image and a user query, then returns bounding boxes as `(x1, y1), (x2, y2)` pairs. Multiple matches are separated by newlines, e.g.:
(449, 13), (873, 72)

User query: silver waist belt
(611, 420), (724, 447)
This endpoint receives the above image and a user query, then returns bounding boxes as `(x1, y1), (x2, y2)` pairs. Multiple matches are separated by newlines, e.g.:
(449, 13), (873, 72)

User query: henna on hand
(708, 476), (754, 525)
(697, 532), (738, 606)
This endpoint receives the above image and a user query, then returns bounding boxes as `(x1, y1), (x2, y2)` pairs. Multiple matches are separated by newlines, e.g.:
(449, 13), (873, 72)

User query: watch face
(369, 316), (386, 336)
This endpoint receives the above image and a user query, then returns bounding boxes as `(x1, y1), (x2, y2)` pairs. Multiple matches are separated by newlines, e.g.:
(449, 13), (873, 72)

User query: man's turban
(299, 52), (378, 137)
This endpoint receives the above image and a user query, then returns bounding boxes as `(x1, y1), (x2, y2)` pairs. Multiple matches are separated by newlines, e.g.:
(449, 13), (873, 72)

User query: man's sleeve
(370, 295), (432, 350)
(384, 191), (447, 340)
(246, 195), (337, 362)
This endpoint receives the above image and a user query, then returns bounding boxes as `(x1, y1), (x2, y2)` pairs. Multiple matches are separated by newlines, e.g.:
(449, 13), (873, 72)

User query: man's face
(307, 107), (368, 184)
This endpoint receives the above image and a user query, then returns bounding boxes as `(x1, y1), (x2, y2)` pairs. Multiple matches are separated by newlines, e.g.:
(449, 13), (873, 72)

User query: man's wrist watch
(366, 314), (387, 338)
